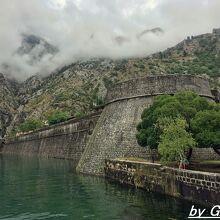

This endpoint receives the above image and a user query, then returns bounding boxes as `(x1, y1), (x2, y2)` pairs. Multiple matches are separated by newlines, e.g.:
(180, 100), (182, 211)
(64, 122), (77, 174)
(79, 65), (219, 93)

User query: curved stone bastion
(76, 74), (214, 176)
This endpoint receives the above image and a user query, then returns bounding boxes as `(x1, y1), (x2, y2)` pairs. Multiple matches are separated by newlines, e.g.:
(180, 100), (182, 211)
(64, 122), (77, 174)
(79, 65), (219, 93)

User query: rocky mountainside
(0, 73), (19, 137)
(1, 28), (220, 136)
(15, 34), (58, 65)
(1, 34), (59, 79)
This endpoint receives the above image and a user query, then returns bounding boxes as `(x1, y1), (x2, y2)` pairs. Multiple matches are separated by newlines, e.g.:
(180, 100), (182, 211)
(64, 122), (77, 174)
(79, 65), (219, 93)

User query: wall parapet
(3, 112), (101, 161)
(105, 75), (214, 104)
(105, 159), (220, 207)
(6, 111), (102, 144)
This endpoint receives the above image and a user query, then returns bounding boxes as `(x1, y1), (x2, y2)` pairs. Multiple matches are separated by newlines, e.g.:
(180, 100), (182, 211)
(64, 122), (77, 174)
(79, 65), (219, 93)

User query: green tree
(136, 91), (213, 150)
(18, 119), (43, 132)
(158, 117), (196, 162)
(46, 110), (70, 125)
(191, 109), (220, 154)
(136, 91), (219, 161)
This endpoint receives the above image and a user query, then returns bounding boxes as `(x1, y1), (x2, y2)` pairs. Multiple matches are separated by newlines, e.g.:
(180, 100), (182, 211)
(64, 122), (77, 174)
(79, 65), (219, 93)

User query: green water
(0, 155), (197, 220)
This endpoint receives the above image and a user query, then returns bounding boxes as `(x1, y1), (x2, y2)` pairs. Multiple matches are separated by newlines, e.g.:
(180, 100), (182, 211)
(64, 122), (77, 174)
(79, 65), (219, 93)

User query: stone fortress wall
(2, 112), (101, 162)
(76, 75), (216, 176)
(105, 75), (213, 103)
(2, 75), (219, 173)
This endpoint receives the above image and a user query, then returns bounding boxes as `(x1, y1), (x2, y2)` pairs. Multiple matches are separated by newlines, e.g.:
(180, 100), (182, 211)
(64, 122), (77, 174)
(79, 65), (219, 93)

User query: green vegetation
(191, 109), (220, 150)
(17, 119), (43, 132)
(7, 130), (18, 138)
(151, 38), (220, 78)
(158, 117), (196, 162)
(136, 91), (220, 162)
(74, 111), (85, 118)
(54, 93), (68, 103)
(45, 110), (70, 125)
(13, 109), (83, 135)
(4, 30), (220, 136)
(181, 52), (220, 77)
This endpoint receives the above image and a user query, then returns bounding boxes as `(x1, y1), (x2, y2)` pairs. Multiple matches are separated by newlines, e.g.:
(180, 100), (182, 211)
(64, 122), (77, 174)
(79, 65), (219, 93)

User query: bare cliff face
(1, 28), (220, 136)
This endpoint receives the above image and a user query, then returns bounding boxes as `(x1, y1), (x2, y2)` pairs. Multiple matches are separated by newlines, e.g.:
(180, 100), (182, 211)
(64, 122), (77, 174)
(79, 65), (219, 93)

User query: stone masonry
(76, 75), (214, 176)
(105, 159), (220, 207)
(3, 112), (101, 162)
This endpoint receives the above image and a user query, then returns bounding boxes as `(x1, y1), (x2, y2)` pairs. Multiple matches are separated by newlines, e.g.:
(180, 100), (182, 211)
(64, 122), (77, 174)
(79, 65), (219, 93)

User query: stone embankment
(105, 159), (220, 207)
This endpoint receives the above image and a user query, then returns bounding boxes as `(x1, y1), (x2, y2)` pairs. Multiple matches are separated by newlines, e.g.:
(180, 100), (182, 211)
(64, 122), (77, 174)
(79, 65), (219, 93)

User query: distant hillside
(1, 28), (220, 136)
(151, 28), (220, 79)
(16, 34), (58, 65)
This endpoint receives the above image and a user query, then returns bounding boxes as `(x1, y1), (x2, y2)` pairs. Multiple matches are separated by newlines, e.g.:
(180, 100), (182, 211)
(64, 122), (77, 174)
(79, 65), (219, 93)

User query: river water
(0, 155), (197, 220)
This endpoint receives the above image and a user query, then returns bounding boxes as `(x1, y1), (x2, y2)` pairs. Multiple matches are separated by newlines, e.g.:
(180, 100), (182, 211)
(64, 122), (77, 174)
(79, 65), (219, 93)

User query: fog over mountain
(1, 0), (220, 80)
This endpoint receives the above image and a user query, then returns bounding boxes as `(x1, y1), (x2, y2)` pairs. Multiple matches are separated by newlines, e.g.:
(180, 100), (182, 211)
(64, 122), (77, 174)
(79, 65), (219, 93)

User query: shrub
(46, 110), (70, 125)
(74, 112), (85, 118)
(18, 119), (43, 132)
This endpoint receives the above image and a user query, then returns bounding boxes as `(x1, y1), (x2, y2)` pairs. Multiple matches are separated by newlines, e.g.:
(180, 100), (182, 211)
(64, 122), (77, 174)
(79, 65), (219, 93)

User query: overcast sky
(0, 0), (220, 80)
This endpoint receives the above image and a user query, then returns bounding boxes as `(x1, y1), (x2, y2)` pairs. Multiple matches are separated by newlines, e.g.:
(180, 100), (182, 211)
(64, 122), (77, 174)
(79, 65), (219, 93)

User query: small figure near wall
(179, 158), (189, 169)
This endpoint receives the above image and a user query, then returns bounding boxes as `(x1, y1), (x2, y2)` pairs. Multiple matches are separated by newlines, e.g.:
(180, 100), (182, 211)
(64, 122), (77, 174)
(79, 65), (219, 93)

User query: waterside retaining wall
(105, 159), (220, 207)
(2, 112), (101, 162)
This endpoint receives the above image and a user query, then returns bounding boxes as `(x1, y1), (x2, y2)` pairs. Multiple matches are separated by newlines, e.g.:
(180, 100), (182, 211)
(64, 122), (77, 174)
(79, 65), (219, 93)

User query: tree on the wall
(136, 91), (220, 162)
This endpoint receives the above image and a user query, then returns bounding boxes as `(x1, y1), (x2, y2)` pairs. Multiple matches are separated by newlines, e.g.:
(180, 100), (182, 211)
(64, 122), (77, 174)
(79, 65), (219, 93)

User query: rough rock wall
(3, 112), (101, 162)
(76, 75), (213, 176)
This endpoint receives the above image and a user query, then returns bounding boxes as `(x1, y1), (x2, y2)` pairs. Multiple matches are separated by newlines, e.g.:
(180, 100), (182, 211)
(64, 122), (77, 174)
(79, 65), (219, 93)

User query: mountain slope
(2, 28), (220, 136)
(16, 34), (58, 65)
(0, 73), (19, 137)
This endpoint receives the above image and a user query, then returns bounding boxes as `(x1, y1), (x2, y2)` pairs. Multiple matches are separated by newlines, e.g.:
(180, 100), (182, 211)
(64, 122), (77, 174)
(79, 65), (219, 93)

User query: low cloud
(0, 0), (220, 80)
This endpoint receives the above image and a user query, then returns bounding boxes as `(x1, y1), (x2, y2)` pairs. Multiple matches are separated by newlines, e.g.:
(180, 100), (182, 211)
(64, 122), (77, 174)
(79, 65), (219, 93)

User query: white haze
(0, 0), (220, 80)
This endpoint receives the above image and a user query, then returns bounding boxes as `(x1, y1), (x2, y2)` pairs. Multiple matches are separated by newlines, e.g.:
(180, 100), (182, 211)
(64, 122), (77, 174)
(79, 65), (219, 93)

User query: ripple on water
(0, 155), (204, 220)
(0, 212), (68, 220)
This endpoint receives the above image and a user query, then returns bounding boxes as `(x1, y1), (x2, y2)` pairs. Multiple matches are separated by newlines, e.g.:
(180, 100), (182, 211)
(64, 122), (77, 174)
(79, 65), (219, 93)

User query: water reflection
(0, 155), (199, 219)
